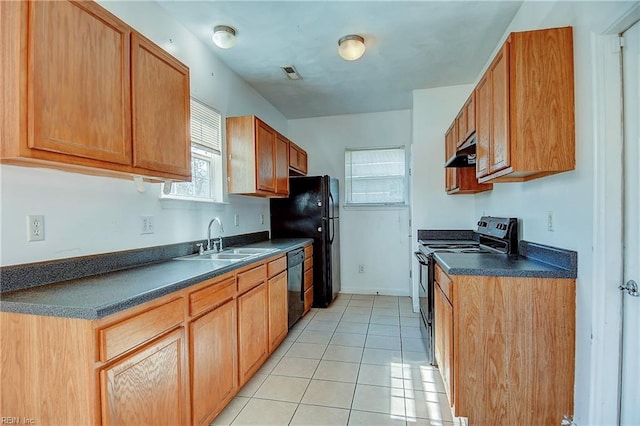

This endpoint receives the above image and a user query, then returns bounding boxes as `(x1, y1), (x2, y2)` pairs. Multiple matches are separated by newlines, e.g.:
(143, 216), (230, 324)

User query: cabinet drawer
(304, 257), (313, 272)
(304, 267), (313, 291)
(267, 256), (286, 278)
(189, 277), (236, 317)
(237, 264), (267, 294)
(435, 264), (452, 302)
(99, 298), (183, 362)
(304, 244), (313, 259)
(304, 287), (313, 313)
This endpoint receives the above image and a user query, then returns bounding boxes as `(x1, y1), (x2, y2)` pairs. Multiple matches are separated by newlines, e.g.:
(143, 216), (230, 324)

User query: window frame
(344, 145), (409, 208)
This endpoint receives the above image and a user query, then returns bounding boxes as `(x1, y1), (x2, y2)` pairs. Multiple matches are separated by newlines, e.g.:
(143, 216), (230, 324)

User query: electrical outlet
(141, 216), (154, 234)
(547, 211), (555, 232)
(27, 215), (45, 242)
(234, 214), (240, 227)
(358, 264), (364, 273)
(260, 213), (264, 225)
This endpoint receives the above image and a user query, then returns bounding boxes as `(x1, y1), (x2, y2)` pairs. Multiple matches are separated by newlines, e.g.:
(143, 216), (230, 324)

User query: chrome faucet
(207, 217), (224, 252)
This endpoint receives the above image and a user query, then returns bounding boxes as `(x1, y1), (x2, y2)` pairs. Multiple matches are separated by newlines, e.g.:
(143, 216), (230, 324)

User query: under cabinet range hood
(445, 136), (477, 168)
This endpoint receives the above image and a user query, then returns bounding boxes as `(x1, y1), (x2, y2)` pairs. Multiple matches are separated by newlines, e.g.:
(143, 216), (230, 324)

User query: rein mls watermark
(1, 417), (36, 424)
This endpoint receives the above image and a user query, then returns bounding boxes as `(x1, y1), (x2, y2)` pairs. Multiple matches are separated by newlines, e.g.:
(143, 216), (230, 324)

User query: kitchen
(1, 1), (639, 425)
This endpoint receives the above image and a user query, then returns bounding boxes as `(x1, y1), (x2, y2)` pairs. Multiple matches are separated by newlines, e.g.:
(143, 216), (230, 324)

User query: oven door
(414, 251), (430, 325)
(415, 250), (434, 365)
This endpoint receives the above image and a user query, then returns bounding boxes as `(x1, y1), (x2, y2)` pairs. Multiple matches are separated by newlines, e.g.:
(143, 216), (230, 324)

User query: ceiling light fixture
(338, 34), (366, 61)
(212, 25), (237, 49)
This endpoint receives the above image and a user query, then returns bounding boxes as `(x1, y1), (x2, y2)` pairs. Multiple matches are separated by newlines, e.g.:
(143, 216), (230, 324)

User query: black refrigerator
(270, 176), (340, 308)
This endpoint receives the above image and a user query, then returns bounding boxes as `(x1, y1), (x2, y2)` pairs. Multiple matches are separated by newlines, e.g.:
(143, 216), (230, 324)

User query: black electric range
(414, 217), (518, 365)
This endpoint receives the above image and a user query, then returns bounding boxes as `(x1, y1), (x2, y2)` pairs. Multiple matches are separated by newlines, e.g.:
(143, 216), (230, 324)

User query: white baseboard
(339, 287), (411, 297)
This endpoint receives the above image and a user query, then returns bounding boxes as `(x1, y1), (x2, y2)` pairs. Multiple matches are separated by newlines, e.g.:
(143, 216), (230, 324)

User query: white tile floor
(212, 293), (460, 426)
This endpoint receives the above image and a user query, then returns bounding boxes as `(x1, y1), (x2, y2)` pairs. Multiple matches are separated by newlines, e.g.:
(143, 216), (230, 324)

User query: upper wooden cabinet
(275, 134), (291, 195)
(0, 0), (191, 182)
(131, 33), (191, 177)
(445, 97), (492, 195)
(289, 141), (308, 176)
(227, 116), (291, 197)
(475, 27), (575, 183)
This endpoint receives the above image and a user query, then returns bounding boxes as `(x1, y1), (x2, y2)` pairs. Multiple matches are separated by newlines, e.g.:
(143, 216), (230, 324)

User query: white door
(621, 19), (640, 426)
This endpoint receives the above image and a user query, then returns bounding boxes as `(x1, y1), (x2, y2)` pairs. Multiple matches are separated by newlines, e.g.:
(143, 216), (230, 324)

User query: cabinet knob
(317, 227), (322, 232)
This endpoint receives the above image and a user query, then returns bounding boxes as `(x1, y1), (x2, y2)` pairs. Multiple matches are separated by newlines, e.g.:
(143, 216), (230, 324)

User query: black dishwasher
(287, 248), (305, 328)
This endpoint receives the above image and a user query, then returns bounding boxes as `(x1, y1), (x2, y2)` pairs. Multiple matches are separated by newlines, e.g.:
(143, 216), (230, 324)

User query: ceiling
(157, 1), (523, 119)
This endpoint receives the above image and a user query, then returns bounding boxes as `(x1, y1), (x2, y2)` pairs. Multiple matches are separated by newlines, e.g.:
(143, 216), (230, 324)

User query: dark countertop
(0, 238), (311, 320)
(417, 232), (577, 279)
(433, 252), (575, 278)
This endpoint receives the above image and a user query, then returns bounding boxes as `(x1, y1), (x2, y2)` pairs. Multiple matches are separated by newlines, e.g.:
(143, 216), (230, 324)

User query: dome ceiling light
(212, 25), (237, 49)
(338, 34), (366, 61)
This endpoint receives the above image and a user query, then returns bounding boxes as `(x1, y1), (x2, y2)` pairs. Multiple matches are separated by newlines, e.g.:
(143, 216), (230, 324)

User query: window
(345, 146), (408, 206)
(162, 98), (223, 202)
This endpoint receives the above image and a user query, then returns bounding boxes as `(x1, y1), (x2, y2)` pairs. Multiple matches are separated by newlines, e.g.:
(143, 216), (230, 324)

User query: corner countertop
(0, 238), (311, 320)
(433, 252), (574, 278)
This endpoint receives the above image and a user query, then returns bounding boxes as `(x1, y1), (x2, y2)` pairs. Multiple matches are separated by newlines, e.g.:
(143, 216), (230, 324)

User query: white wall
(0, 1), (287, 266)
(288, 110), (413, 296)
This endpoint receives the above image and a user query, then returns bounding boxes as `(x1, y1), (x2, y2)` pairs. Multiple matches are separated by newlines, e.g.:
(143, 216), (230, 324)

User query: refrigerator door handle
(329, 217), (335, 244)
(328, 192), (335, 219)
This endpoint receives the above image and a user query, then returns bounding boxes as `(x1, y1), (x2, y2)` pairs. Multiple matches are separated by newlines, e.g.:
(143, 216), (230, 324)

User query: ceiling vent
(281, 65), (302, 80)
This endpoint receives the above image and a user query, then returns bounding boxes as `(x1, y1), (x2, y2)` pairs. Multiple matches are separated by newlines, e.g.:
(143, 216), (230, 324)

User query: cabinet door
(132, 33), (190, 178)
(465, 93), (476, 139)
(29, 1), (132, 165)
(268, 271), (288, 352)
(255, 120), (276, 193)
(190, 299), (237, 425)
(101, 328), (187, 426)
(275, 134), (290, 196)
(444, 126), (457, 191)
(456, 111), (466, 148)
(490, 44), (510, 174)
(238, 283), (268, 386)
(475, 76), (491, 178)
(434, 284), (453, 406)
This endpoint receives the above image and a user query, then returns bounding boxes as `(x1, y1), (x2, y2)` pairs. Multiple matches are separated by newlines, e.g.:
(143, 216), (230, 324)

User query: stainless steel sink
(230, 248), (278, 255)
(174, 247), (277, 261)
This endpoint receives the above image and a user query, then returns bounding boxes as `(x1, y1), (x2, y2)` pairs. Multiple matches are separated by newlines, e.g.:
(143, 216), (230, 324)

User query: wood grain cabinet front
(100, 327), (188, 426)
(433, 264), (576, 424)
(226, 116), (290, 197)
(475, 27), (575, 183)
(289, 141), (308, 176)
(190, 299), (237, 425)
(303, 243), (314, 314)
(237, 282), (269, 386)
(0, 0), (191, 182)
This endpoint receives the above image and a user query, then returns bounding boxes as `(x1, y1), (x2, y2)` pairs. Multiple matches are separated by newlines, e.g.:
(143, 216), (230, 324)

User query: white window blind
(190, 98), (221, 153)
(345, 147), (407, 206)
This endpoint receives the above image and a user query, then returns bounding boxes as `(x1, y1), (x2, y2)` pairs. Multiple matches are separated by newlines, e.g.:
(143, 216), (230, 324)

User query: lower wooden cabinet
(101, 327), (187, 425)
(268, 268), (288, 353)
(303, 243), (314, 314)
(433, 264), (576, 424)
(238, 282), (269, 386)
(433, 280), (453, 404)
(190, 299), (237, 425)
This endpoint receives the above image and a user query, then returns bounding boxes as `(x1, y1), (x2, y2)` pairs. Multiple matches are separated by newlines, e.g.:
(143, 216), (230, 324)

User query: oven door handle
(414, 251), (429, 265)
